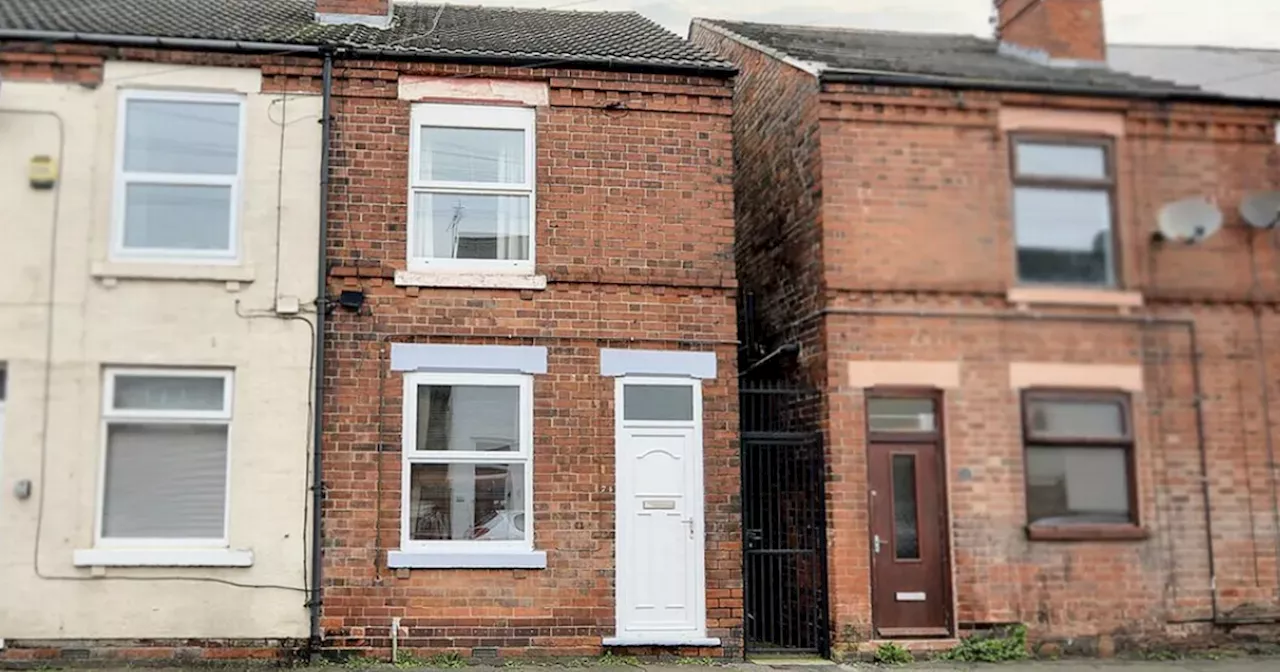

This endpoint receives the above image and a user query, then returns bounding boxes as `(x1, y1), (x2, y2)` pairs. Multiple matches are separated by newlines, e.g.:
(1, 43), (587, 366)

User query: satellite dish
(1240, 191), (1280, 229)
(1157, 197), (1223, 244)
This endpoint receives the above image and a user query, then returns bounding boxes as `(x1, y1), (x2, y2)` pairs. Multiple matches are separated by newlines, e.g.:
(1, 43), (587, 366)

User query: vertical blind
(102, 423), (229, 539)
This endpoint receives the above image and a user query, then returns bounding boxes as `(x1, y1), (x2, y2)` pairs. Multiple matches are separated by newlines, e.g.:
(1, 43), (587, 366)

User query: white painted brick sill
(91, 261), (257, 283)
(387, 550), (547, 569)
(73, 548), (254, 567)
(394, 270), (547, 290)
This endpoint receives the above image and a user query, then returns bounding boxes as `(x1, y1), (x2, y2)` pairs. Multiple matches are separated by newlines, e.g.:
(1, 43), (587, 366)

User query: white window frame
(96, 367), (235, 549)
(112, 89), (247, 263)
(407, 103), (537, 275)
(400, 371), (535, 554)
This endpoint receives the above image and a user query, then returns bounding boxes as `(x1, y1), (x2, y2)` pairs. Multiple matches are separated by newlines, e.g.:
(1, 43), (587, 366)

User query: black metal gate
(740, 381), (829, 655)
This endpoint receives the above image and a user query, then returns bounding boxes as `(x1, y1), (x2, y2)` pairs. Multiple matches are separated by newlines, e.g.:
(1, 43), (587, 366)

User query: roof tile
(0, 0), (734, 73)
(701, 19), (1207, 97)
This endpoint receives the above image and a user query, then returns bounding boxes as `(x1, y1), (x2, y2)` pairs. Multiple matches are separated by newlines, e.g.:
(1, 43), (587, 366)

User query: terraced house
(694, 0), (1280, 658)
(0, 0), (738, 662)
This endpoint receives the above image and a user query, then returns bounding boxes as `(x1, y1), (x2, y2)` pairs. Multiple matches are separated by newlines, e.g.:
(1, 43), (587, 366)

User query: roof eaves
(691, 18), (824, 78)
(0, 28), (323, 54)
(818, 66), (1278, 106)
(0, 27), (737, 77)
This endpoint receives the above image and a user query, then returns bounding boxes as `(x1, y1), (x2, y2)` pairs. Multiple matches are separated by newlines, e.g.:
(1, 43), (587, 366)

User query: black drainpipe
(309, 49), (333, 659)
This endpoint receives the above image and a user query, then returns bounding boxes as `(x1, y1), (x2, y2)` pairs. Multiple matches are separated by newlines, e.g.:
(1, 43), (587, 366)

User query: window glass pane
(623, 385), (694, 422)
(415, 385), (520, 452)
(102, 424), (228, 538)
(1016, 142), (1107, 180)
(408, 462), (526, 541)
(420, 127), (525, 184)
(412, 192), (530, 261)
(124, 99), (239, 175)
(868, 398), (936, 432)
(892, 454), (920, 560)
(1015, 187), (1113, 286)
(123, 183), (233, 252)
(1027, 398), (1126, 439)
(113, 375), (226, 412)
(1026, 446), (1130, 525)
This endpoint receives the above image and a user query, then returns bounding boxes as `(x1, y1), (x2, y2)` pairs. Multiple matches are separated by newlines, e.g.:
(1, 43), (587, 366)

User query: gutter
(308, 50), (332, 660)
(819, 67), (1278, 107)
(0, 28), (737, 78)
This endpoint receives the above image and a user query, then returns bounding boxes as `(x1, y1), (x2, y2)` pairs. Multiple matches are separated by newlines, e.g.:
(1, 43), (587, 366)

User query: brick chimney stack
(996, 0), (1107, 63)
(315, 0), (392, 28)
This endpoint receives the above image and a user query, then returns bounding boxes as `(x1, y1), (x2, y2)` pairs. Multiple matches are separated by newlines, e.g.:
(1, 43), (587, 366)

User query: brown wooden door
(868, 441), (951, 637)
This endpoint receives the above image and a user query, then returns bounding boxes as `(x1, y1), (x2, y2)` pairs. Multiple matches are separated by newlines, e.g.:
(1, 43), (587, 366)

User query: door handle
(873, 534), (882, 555)
(684, 518), (695, 539)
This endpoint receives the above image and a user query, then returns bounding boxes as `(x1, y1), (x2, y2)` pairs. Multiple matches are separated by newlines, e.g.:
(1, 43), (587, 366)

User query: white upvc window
(400, 371), (534, 553)
(113, 90), (246, 262)
(407, 103), (536, 274)
(96, 368), (234, 548)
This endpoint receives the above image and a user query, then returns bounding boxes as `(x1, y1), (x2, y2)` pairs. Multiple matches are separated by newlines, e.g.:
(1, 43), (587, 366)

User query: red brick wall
(690, 24), (826, 375)
(817, 88), (1280, 652)
(321, 60), (741, 658)
(821, 302), (1280, 653)
(706, 27), (1280, 655)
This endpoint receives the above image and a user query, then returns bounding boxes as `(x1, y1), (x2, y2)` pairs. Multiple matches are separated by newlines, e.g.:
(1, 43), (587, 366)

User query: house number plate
(896, 592), (927, 602)
(643, 500), (676, 510)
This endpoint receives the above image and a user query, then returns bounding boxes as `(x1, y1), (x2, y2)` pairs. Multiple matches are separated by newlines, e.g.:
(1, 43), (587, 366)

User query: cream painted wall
(0, 62), (320, 639)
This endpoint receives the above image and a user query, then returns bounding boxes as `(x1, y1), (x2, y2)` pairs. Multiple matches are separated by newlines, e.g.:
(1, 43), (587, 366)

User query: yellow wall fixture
(29, 155), (57, 189)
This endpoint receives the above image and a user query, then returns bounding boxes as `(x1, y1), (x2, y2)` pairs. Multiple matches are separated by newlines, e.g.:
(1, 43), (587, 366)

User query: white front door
(614, 378), (707, 644)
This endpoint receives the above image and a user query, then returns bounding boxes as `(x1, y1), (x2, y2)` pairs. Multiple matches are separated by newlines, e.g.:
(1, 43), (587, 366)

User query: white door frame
(608, 376), (717, 646)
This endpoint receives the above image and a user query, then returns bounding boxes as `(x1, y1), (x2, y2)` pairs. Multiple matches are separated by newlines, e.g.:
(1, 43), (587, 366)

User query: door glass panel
(623, 385), (694, 421)
(891, 454), (920, 560)
(869, 398), (936, 432)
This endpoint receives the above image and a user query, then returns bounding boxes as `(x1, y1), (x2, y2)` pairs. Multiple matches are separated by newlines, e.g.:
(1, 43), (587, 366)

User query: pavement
(831, 661), (1280, 672)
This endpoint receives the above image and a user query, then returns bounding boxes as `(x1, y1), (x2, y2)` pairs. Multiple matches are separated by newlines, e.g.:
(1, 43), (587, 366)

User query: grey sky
(465, 0), (1280, 50)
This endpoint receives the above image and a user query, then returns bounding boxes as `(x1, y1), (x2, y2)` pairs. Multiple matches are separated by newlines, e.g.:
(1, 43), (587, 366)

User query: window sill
(602, 636), (722, 647)
(394, 270), (547, 290)
(91, 261), (256, 284)
(73, 548), (254, 567)
(1007, 287), (1143, 309)
(1026, 525), (1149, 542)
(387, 550), (547, 569)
